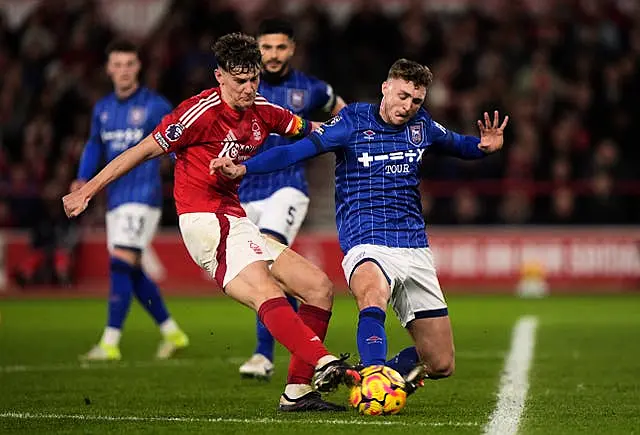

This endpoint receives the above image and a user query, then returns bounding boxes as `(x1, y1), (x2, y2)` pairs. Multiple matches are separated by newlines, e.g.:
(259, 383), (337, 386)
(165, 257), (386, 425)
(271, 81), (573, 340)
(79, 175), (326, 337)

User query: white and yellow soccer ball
(349, 365), (407, 416)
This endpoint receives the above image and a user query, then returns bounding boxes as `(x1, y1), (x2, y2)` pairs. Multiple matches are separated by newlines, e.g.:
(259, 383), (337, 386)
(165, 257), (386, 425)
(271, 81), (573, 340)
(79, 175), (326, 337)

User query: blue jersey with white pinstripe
(308, 103), (485, 252)
(78, 86), (172, 210)
(238, 69), (336, 202)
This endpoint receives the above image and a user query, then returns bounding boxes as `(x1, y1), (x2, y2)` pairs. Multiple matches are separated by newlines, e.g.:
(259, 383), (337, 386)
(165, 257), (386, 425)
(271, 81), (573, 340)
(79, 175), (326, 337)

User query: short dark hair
(105, 39), (139, 57)
(387, 59), (433, 89)
(257, 18), (295, 39)
(212, 32), (262, 75)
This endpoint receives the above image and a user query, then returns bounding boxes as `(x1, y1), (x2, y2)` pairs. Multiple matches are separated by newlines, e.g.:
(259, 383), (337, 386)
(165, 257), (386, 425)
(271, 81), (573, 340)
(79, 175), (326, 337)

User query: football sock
(357, 307), (387, 366)
(255, 318), (275, 361)
(159, 318), (179, 336)
(106, 257), (135, 333)
(255, 294), (298, 361)
(258, 297), (330, 367)
(100, 326), (122, 347)
(283, 383), (313, 400)
(132, 267), (170, 325)
(386, 346), (419, 377)
(287, 304), (331, 385)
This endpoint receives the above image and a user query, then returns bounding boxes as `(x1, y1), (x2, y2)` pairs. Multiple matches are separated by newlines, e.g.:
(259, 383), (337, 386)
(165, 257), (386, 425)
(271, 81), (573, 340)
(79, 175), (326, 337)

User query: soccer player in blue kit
(211, 58), (508, 393)
(71, 40), (189, 361)
(237, 18), (346, 380)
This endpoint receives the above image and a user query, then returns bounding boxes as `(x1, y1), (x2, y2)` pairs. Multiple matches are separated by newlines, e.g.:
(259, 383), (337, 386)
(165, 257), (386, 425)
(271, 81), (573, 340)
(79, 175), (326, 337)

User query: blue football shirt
(303, 103), (485, 252)
(78, 86), (172, 210)
(238, 69), (336, 203)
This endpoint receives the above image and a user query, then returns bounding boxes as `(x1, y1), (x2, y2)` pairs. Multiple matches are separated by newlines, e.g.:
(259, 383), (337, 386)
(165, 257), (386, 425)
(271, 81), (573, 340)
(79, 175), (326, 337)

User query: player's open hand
(209, 157), (247, 179)
(62, 190), (90, 218)
(477, 111), (509, 153)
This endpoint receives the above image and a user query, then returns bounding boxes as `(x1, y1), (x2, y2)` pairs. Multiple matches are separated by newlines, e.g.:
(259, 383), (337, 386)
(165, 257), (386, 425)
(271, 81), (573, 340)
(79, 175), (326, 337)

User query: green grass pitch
(0, 294), (639, 434)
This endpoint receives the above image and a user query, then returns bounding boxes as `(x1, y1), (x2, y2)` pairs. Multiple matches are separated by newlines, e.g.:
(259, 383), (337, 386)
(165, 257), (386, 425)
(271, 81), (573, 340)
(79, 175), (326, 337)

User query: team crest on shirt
(128, 106), (147, 126)
(363, 130), (376, 140)
(251, 119), (262, 141)
(288, 89), (306, 111)
(165, 123), (184, 142)
(408, 122), (424, 146)
(100, 112), (109, 123)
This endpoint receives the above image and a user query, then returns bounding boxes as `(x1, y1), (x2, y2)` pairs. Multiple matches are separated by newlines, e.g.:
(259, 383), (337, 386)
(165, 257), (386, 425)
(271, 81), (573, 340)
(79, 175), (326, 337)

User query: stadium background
(0, 0), (639, 292)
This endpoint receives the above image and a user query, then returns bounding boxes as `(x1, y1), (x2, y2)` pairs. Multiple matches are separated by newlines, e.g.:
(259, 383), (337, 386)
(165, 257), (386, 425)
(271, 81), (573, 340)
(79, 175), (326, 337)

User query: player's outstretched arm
(431, 110), (509, 159)
(62, 135), (164, 218)
(210, 136), (322, 179)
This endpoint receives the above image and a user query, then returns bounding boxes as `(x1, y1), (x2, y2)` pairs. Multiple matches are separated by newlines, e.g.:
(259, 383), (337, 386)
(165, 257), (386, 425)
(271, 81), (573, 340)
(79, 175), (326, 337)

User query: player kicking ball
(63, 33), (358, 411)
(211, 58), (509, 396)
(238, 18), (346, 381)
(73, 40), (188, 361)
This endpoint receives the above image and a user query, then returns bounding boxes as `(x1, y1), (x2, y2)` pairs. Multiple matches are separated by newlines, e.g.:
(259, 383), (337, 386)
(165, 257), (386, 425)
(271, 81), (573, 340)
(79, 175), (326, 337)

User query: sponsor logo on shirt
(357, 149), (426, 167)
(357, 149), (427, 175)
(102, 128), (145, 151)
(218, 130), (257, 161)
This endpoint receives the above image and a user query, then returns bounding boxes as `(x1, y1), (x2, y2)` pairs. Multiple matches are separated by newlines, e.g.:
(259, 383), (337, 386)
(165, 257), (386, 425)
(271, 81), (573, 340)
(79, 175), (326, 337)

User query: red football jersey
(152, 87), (309, 216)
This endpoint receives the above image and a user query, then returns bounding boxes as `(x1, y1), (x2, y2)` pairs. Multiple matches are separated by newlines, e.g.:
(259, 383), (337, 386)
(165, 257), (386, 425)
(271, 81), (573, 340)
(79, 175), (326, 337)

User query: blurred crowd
(0, 0), (639, 230)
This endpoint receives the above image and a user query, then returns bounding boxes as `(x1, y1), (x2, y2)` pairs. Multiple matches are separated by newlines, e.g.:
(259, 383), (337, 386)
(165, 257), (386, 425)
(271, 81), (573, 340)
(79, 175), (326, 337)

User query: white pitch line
(0, 412), (479, 428)
(483, 315), (538, 435)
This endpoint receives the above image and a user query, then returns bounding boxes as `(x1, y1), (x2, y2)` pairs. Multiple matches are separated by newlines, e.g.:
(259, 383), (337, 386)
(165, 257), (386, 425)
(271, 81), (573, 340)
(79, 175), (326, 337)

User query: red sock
(258, 297), (330, 367)
(287, 304), (332, 385)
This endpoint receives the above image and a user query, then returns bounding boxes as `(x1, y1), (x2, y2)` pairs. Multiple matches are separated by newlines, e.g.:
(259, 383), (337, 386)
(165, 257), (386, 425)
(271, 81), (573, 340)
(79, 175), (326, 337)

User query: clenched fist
(209, 156), (247, 179)
(62, 189), (90, 218)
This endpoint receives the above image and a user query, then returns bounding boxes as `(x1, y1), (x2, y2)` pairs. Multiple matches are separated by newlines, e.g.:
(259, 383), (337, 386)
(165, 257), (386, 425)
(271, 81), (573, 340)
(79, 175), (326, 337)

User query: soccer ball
(349, 365), (407, 415)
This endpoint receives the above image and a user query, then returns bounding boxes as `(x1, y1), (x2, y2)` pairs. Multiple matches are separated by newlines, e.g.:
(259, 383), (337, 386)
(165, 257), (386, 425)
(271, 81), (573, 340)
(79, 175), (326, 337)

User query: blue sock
(357, 307), (387, 366)
(132, 268), (170, 325)
(386, 346), (419, 377)
(107, 257), (135, 329)
(255, 294), (298, 361)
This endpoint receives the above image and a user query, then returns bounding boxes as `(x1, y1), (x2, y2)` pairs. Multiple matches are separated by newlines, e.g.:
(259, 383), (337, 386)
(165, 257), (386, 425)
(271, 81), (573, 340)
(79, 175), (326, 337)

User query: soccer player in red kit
(62, 33), (358, 411)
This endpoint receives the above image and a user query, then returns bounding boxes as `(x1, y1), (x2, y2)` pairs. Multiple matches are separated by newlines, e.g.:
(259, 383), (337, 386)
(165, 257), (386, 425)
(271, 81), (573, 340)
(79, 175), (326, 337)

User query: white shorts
(178, 213), (287, 288)
(106, 203), (161, 252)
(241, 187), (310, 245)
(342, 244), (448, 327)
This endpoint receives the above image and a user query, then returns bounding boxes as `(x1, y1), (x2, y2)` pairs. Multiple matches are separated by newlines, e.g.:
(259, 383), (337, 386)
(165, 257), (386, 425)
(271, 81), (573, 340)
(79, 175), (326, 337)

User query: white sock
(160, 318), (179, 336)
(316, 355), (338, 369)
(100, 327), (121, 347)
(284, 384), (313, 399)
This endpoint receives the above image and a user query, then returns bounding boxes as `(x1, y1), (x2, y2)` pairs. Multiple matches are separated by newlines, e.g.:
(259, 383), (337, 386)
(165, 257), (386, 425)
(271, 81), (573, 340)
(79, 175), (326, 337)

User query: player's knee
(431, 357), (455, 379)
(423, 354), (455, 379)
(354, 286), (389, 311)
(112, 247), (141, 266)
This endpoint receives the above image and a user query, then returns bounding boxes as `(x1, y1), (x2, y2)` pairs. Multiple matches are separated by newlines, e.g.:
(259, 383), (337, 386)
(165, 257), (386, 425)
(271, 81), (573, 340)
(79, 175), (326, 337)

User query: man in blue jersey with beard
(237, 18), (346, 381)
(212, 58), (508, 394)
(71, 40), (189, 361)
